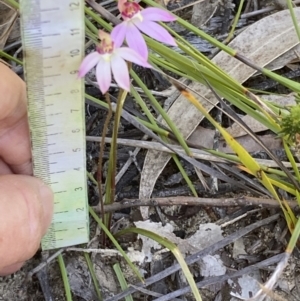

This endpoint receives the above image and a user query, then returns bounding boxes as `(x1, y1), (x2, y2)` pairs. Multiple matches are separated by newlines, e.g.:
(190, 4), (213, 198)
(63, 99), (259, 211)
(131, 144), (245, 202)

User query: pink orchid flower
(78, 30), (151, 94)
(111, 0), (177, 59)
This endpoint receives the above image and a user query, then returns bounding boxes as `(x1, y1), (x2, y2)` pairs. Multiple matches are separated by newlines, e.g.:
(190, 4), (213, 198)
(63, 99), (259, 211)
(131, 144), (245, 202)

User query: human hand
(0, 63), (53, 276)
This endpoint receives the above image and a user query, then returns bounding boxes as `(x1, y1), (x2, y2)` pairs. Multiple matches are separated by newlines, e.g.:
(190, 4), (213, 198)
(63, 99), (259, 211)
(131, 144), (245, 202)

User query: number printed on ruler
(20, 0), (89, 250)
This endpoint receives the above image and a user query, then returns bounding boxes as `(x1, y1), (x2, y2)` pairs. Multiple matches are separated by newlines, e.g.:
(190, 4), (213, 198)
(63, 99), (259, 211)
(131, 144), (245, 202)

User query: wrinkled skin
(0, 63), (53, 276)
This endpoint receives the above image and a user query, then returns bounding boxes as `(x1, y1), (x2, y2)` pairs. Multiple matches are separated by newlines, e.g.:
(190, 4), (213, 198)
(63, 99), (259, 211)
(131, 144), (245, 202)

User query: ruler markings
(20, 0), (89, 250)
(45, 93), (61, 97)
(46, 133), (62, 136)
(40, 8), (60, 12)
(44, 74), (61, 78)
(43, 56), (61, 59)
(49, 152), (65, 155)
(42, 34), (61, 37)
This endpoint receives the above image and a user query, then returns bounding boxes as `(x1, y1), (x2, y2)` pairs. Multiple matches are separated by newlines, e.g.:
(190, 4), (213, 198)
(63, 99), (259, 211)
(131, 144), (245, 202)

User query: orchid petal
(111, 23), (128, 48)
(96, 58), (111, 94)
(141, 7), (176, 22)
(78, 52), (100, 78)
(111, 55), (130, 91)
(98, 30), (111, 42)
(135, 20), (177, 46)
(118, 0), (127, 13)
(125, 25), (148, 59)
(116, 48), (152, 68)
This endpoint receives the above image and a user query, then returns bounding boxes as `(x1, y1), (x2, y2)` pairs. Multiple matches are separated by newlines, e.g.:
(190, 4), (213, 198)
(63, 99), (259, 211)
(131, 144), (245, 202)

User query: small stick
(27, 249), (65, 280)
(86, 136), (300, 168)
(94, 196), (298, 213)
(66, 247), (121, 256)
(85, 0), (120, 25)
(241, 6), (275, 19)
(220, 208), (261, 228)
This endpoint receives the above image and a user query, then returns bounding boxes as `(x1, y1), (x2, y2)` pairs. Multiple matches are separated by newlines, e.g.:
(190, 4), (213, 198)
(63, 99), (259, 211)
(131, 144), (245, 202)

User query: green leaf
(116, 227), (202, 301)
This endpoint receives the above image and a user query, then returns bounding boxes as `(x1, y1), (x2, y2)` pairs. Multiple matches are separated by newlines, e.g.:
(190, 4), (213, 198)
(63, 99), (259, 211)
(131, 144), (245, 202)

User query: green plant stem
(283, 140), (300, 182)
(224, 0), (244, 43)
(85, 17), (99, 42)
(144, 0), (300, 93)
(156, 23), (243, 93)
(113, 263), (134, 301)
(172, 154), (198, 196)
(84, 252), (103, 300)
(142, 0), (235, 55)
(130, 70), (191, 156)
(89, 207), (144, 283)
(87, 171), (98, 186)
(2, 0), (18, 9)
(129, 86), (160, 128)
(287, 215), (300, 252)
(0, 50), (22, 65)
(116, 227), (202, 301)
(99, 94), (113, 229)
(58, 254), (73, 301)
(86, 93), (170, 137)
(130, 72), (197, 196)
(286, 0), (300, 41)
(104, 90), (127, 232)
(84, 6), (112, 31)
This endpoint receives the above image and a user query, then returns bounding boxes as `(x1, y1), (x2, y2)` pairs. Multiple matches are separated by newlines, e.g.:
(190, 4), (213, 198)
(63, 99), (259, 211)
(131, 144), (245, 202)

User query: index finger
(0, 63), (32, 175)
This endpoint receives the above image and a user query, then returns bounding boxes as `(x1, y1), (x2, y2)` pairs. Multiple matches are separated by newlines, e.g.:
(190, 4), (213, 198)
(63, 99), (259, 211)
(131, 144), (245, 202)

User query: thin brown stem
(85, 0), (120, 25)
(234, 52), (263, 72)
(97, 93), (113, 222)
(93, 196), (298, 213)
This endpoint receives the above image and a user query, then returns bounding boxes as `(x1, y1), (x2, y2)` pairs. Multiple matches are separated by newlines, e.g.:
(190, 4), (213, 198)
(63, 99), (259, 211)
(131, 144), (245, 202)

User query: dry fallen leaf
(191, 0), (218, 27)
(0, 3), (18, 50)
(188, 127), (283, 154)
(139, 8), (300, 219)
(131, 220), (223, 261)
(225, 94), (296, 138)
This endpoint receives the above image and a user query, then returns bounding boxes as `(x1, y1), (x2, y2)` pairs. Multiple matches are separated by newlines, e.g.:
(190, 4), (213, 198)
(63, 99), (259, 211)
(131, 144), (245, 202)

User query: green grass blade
(286, 0), (300, 41)
(172, 154), (198, 196)
(58, 254), (73, 301)
(84, 252), (103, 301)
(89, 207), (144, 283)
(283, 140), (300, 182)
(0, 50), (22, 65)
(116, 227), (202, 301)
(113, 263), (134, 301)
(130, 69), (191, 156)
(2, 0), (18, 9)
(287, 217), (300, 253)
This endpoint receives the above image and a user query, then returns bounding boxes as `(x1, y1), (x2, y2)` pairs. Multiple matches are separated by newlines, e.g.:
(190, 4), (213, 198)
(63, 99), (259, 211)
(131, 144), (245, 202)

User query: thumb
(0, 174), (53, 276)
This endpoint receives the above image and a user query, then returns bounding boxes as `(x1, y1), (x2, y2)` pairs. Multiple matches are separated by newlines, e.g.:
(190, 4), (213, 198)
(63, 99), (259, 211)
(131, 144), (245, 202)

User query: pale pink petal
(111, 22), (128, 48)
(116, 48), (152, 68)
(117, 0), (126, 13)
(98, 30), (111, 42)
(125, 25), (148, 59)
(135, 20), (177, 46)
(96, 58), (111, 94)
(78, 52), (100, 78)
(141, 8), (176, 22)
(111, 55), (130, 91)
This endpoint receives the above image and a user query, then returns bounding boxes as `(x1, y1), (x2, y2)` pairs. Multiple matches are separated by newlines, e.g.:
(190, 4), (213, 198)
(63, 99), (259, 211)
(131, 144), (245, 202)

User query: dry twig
(95, 196), (298, 213)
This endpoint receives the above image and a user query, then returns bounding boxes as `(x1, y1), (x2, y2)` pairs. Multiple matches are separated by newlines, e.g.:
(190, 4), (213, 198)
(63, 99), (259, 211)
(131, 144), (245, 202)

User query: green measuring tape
(20, 0), (89, 250)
